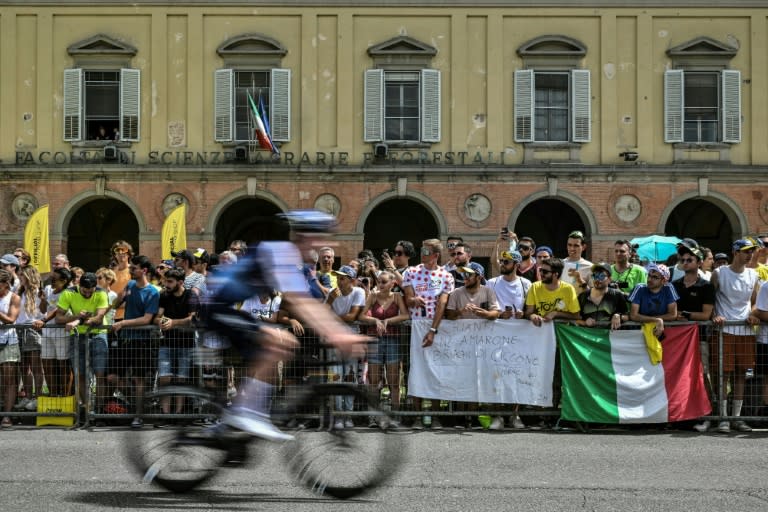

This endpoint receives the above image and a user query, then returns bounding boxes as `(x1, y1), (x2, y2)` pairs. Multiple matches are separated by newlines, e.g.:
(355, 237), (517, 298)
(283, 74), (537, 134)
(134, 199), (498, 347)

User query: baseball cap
(499, 250), (522, 263)
(646, 263), (670, 281)
(714, 252), (729, 262)
(333, 265), (357, 279)
(79, 272), (98, 289)
(459, 261), (486, 277)
(536, 245), (554, 257)
(677, 238), (699, 251)
(677, 241), (703, 260)
(171, 249), (195, 264)
(193, 248), (209, 263)
(0, 254), (20, 267)
(732, 238), (759, 252)
(591, 262), (611, 274)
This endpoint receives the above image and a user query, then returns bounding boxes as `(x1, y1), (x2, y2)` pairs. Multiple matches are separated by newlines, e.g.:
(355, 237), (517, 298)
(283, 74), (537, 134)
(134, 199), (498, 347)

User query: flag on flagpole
(557, 323), (711, 424)
(161, 203), (187, 260)
(247, 92), (278, 154)
(24, 205), (50, 273)
(258, 94), (272, 139)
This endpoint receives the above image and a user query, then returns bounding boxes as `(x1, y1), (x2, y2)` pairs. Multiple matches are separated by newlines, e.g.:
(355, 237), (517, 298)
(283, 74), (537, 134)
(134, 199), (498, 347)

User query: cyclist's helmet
(279, 209), (337, 234)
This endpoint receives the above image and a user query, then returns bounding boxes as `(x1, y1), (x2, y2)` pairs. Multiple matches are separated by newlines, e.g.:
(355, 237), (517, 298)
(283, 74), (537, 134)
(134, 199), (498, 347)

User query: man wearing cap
(562, 230), (592, 290)
(192, 248), (210, 279)
(446, 265), (500, 320)
(0, 254), (21, 293)
(610, 240), (647, 296)
(516, 237), (539, 282)
(672, 243), (716, 432)
(487, 250), (531, 321)
(55, 272), (110, 415)
(671, 238), (705, 282)
(714, 252), (729, 269)
(577, 262), (628, 330)
(629, 263), (679, 338)
(710, 238), (761, 433)
(172, 248), (206, 296)
(448, 243), (477, 288)
(444, 236), (464, 273)
(747, 234), (768, 283)
(535, 246), (553, 268)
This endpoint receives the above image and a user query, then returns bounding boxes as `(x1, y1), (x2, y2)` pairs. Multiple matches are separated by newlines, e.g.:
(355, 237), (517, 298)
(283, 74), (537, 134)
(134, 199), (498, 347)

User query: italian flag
(557, 323), (711, 423)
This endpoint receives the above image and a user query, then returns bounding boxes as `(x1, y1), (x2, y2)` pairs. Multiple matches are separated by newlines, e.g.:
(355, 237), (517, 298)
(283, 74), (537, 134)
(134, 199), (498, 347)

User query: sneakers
(131, 417), (144, 429)
(411, 418), (425, 430)
(511, 416), (525, 429)
(489, 416), (505, 431)
(368, 417), (378, 428)
(716, 420), (730, 433)
(14, 398), (31, 410)
(221, 408), (294, 442)
(25, 399), (38, 411)
(333, 419), (345, 430)
(430, 417), (443, 430)
(344, 418), (354, 429)
(693, 420), (711, 433)
(1, 417), (12, 428)
(733, 420), (752, 432)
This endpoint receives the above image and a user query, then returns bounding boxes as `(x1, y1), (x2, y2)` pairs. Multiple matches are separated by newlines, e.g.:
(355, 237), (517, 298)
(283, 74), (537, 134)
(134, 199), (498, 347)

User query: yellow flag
(161, 203), (187, 260)
(24, 204), (50, 274)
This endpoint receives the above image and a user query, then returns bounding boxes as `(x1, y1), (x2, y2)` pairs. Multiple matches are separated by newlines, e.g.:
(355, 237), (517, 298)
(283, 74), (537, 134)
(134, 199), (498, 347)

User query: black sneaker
(131, 417), (144, 429)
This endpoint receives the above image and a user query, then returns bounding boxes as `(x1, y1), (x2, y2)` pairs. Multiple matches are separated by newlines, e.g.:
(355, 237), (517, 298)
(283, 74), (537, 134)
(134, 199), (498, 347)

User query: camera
(359, 277), (370, 289)
(616, 281), (628, 289)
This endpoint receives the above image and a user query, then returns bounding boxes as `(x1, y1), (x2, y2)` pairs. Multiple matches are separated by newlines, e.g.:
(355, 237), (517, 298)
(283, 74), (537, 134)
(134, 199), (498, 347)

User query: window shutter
(514, 69), (534, 142)
(664, 69), (684, 143)
(214, 69), (234, 142)
(722, 69), (741, 144)
(120, 68), (141, 141)
(364, 69), (384, 142)
(270, 68), (291, 142)
(571, 69), (591, 143)
(420, 69), (441, 143)
(63, 68), (82, 142)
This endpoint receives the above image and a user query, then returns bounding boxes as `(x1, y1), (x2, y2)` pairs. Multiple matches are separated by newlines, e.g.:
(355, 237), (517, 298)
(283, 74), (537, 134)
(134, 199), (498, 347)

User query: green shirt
(610, 264), (647, 296)
(56, 287), (109, 334)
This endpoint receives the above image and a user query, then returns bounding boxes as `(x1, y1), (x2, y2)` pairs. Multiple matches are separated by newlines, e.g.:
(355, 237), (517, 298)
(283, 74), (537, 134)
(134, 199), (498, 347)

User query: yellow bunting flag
(24, 205), (50, 273)
(161, 203), (187, 260)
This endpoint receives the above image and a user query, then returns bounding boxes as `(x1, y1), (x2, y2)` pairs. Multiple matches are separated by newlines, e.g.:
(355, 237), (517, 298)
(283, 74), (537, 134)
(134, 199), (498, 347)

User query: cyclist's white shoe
(222, 408), (294, 442)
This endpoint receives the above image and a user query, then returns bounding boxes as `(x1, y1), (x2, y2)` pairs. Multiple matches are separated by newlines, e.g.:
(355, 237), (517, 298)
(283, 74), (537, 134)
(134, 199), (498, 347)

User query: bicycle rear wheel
(125, 385), (233, 492)
(280, 383), (404, 499)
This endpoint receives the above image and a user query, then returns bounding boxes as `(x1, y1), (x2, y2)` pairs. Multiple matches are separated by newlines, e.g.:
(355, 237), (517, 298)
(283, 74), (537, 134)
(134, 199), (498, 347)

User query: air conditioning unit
(234, 146), (248, 161)
(104, 145), (118, 161)
(374, 143), (388, 158)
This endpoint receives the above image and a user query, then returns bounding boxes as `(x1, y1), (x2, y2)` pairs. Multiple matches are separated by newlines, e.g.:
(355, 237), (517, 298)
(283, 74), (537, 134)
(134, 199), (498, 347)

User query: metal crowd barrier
(0, 320), (766, 430)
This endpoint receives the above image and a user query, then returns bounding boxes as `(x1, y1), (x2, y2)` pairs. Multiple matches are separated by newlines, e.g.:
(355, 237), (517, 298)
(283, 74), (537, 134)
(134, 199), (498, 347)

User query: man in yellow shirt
(524, 258), (581, 326)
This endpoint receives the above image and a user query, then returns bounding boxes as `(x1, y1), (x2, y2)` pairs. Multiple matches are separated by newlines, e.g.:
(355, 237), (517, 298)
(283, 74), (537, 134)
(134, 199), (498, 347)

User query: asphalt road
(2, 425), (768, 512)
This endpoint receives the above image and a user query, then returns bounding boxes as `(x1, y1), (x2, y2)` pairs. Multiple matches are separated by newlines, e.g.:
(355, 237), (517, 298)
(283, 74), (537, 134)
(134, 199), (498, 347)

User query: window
(664, 69), (741, 144)
(514, 69), (591, 143)
(214, 68), (290, 144)
(365, 36), (441, 145)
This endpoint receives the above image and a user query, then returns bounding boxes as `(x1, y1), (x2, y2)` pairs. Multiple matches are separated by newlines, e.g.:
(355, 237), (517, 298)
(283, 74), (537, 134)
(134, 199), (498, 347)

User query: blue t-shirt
(629, 283), (679, 317)
(122, 280), (160, 340)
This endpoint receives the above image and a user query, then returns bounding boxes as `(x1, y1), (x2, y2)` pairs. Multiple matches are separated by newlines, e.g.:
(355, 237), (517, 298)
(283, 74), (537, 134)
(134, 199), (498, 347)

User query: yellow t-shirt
(524, 281), (580, 316)
(757, 264), (768, 283)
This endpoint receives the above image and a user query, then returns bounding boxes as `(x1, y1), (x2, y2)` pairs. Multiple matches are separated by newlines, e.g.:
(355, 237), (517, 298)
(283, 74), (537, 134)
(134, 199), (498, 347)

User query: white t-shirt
(714, 265), (759, 335)
(755, 283), (768, 344)
(326, 287), (365, 317)
(562, 258), (592, 287)
(241, 295), (282, 321)
(402, 264), (455, 319)
(486, 275), (531, 314)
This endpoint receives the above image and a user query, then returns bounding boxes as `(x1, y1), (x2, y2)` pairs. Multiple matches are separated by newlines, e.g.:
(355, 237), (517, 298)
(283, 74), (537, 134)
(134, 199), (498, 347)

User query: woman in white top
(16, 266), (45, 411)
(0, 269), (21, 427)
(40, 268), (73, 397)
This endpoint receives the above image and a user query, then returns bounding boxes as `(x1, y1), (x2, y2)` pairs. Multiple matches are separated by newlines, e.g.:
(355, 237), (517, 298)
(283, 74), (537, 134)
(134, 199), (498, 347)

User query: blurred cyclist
(203, 210), (367, 441)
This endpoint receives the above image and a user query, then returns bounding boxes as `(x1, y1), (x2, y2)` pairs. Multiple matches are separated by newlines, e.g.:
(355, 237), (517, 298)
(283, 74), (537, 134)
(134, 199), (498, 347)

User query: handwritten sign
(408, 319), (556, 405)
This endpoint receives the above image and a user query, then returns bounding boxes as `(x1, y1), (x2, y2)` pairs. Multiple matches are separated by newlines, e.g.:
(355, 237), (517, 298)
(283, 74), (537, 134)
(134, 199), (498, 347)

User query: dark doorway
(215, 198), (287, 252)
(513, 199), (589, 260)
(664, 199), (733, 254)
(363, 199), (439, 267)
(66, 198), (139, 271)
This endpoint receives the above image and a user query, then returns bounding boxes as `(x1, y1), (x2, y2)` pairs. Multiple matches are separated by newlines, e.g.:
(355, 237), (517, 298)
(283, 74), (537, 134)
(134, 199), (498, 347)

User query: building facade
(1, 0), (767, 270)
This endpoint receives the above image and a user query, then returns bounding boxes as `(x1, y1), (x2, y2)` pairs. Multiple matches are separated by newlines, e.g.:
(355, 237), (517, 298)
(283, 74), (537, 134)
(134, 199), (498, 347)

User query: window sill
(71, 141), (131, 148)
(522, 142), (582, 164)
(672, 143), (732, 164)
(382, 141), (433, 149)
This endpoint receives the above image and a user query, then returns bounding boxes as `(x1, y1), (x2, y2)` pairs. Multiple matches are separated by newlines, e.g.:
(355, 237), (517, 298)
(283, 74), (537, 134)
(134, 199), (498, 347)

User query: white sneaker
(693, 420), (710, 433)
(511, 416), (525, 429)
(489, 416), (505, 430)
(14, 398), (30, 410)
(25, 398), (38, 411)
(716, 421), (731, 433)
(344, 418), (354, 429)
(333, 419), (345, 430)
(221, 408), (294, 442)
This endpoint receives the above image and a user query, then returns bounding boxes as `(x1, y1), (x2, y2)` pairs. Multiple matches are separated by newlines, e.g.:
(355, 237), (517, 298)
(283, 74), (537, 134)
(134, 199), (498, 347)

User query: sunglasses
(592, 272), (608, 281)
(500, 259), (514, 265)
(539, 269), (553, 275)
(680, 257), (696, 263)
(113, 248), (129, 254)
(518, 245), (532, 251)
(393, 250), (405, 256)
(647, 274), (662, 280)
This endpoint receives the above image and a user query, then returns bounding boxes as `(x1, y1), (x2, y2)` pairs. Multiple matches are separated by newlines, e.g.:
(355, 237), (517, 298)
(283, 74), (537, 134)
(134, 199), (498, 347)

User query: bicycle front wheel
(280, 383), (404, 499)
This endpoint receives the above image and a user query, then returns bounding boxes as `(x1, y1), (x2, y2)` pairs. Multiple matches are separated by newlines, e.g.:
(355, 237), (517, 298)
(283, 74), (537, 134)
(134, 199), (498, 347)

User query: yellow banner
(161, 203), (187, 260)
(24, 205), (50, 274)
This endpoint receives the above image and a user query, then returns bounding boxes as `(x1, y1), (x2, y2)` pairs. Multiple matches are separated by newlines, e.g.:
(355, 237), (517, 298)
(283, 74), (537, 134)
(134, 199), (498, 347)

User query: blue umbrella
(630, 235), (682, 263)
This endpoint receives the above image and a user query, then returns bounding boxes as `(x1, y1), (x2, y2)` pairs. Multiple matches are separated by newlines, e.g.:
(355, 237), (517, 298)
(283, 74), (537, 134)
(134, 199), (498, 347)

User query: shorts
(711, 333), (756, 373)
(42, 328), (70, 360)
(157, 346), (192, 379)
(367, 335), (400, 365)
(0, 343), (20, 364)
(17, 327), (42, 352)
(70, 334), (109, 374)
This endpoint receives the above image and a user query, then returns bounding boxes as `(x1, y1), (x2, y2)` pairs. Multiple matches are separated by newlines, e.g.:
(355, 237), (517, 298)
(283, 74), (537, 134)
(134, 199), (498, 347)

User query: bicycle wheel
(125, 385), (233, 492)
(280, 383), (404, 499)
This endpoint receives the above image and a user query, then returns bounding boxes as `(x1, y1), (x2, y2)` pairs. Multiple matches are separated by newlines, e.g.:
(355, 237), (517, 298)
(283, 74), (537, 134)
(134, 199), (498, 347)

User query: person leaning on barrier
(751, 277), (768, 417)
(524, 258), (581, 327)
(0, 269), (21, 428)
(610, 240), (647, 297)
(629, 263), (678, 339)
(55, 272), (109, 416)
(445, 265), (500, 321)
(40, 268), (73, 397)
(576, 262), (628, 331)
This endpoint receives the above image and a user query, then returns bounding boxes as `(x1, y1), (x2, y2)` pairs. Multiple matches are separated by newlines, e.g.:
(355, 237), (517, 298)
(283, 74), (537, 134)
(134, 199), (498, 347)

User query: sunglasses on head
(447, 242), (458, 249)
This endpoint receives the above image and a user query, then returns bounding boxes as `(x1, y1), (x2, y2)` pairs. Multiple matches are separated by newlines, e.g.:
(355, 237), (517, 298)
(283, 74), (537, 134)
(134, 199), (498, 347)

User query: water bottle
(746, 367), (755, 380)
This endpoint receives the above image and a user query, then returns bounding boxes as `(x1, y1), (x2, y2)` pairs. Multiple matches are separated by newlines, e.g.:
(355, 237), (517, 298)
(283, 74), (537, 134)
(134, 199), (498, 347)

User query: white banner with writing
(408, 319), (556, 405)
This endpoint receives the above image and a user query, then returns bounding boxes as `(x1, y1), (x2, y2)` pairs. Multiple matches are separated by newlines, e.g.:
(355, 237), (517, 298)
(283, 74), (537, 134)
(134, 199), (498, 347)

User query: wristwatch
(429, 327), (438, 334)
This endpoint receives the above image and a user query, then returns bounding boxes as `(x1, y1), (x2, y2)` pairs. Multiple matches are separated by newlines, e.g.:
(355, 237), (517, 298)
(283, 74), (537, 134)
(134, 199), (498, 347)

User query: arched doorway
(513, 199), (590, 259)
(67, 198), (139, 271)
(363, 199), (439, 266)
(664, 198), (734, 254)
(215, 198), (287, 252)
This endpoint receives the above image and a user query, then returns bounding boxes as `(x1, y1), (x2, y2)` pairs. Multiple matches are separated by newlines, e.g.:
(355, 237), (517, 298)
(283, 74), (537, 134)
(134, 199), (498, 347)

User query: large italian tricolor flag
(557, 323), (711, 423)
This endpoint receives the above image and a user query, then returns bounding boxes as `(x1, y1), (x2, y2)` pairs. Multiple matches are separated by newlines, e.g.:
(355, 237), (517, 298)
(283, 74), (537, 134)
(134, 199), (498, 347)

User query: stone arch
(208, 188), (291, 251)
(55, 188), (147, 237)
(659, 191), (747, 252)
(356, 190), (448, 236)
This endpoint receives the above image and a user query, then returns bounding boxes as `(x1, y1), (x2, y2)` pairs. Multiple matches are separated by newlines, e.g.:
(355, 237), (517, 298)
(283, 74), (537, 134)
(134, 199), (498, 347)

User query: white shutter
(664, 69), (684, 143)
(514, 69), (534, 142)
(270, 68), (291, 142)
(722, 69), (741, 144)
(214, 69), (234, 142)
(120, 68), (141, 141)
(364, 69), (384, 142)
(420, 69), (441, 143)
(571, 69), (591, 143)
(63, 68), (82, 142)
